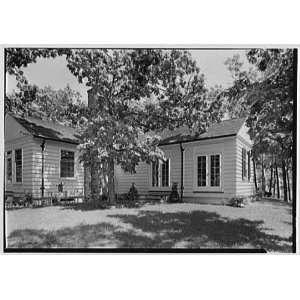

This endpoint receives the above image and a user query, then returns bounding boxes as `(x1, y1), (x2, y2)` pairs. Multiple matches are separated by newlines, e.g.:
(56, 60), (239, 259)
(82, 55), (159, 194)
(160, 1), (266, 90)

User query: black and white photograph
(2, 47), (296, 253)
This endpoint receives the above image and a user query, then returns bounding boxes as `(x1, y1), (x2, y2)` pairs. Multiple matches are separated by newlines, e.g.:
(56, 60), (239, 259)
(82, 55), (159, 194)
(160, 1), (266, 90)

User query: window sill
(60, 177), (76, 180)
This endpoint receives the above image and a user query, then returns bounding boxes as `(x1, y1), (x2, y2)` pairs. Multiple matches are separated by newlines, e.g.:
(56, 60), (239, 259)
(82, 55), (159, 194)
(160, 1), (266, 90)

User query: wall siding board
(115, 136), (237, 203)
(183, 136), (236, 202)
(235, 137), (254, 196)
(30, 139), (84, 198)
(115, 144), (182, 194)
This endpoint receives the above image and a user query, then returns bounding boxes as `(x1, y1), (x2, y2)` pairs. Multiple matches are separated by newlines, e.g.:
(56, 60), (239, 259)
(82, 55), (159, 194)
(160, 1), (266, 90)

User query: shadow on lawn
(7, 210), (292, 252)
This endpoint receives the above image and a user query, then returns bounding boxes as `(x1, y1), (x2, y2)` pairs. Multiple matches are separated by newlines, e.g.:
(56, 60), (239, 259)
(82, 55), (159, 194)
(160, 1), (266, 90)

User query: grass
(6, 201), (293, 252)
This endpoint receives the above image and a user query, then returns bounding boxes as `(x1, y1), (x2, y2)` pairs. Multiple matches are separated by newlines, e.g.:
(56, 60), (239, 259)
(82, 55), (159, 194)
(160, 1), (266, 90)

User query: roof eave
(159, 133), (237, 146)
(33, 135), (80, 145)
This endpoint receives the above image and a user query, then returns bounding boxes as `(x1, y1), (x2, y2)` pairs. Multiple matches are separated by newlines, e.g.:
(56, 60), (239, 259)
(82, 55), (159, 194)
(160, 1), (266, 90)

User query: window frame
(194, 152), (222, 192)
(60, 148), (75, 179)
(161, 159), (170, 187)
(14, 148), (23, 184)
(150, 158), (171, 189)
(6, 150), (13, 184)
(210, 154), (221, 187)
(197, 155), (208, 187)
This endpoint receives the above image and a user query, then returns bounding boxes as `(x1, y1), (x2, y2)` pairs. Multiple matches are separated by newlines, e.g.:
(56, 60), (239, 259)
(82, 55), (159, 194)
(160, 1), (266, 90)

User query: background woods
(222, 49), (295, 202)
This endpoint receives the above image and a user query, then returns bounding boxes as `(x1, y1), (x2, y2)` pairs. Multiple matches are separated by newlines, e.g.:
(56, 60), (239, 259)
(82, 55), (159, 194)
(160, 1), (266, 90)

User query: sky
(6, 49), (250, 104)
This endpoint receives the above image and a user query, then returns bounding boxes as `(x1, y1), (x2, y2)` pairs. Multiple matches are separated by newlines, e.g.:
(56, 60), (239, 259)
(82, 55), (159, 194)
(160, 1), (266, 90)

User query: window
(60, 150), (75, 178)
(196, 154), (221, 188)
(242, 148), (247, 179)
(6, 151), (12, 183)
(15, 149), (22, 183)
(152, 160), (159, 187)
(247, 151), (251, 180)
(197, 156), (207, 186)
(161, 159), (170, 187)
(210, 154), (220, 187)
(152, 159), (170, 187)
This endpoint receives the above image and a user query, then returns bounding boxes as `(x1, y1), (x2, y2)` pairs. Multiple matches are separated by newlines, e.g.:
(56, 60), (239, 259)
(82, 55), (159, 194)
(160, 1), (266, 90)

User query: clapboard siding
(115, 162), (150, 194)
(115, 144), (182, 194)
(5, 136), (35, 195)
(235, 137), (254, 196)
(183, 136), (236, 201)
(31, 139), (84, 198)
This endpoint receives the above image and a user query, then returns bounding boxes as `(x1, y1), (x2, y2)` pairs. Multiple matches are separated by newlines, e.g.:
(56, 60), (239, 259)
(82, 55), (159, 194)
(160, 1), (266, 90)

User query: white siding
(235, 137), (254, 196)
(115, 144), (182, 195)
(5, 114), (84, 198)
(5, 136), (34, 195)
(115, 162), (150, 195)
(183, 136), (236, 203)
(31, 139), (84, 198)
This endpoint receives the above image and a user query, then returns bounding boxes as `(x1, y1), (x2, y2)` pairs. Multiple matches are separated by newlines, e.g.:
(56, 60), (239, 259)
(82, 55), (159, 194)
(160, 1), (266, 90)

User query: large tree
(66, 49), (219, 202)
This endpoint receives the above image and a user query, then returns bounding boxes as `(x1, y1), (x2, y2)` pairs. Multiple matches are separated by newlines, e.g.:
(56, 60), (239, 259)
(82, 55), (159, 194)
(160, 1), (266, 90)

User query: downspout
(40, 139), (46, 198)
(180, 142), (184, 201)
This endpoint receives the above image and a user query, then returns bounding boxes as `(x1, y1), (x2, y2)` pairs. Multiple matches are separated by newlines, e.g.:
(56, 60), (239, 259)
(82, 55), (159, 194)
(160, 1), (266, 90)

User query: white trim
(149, 158), (171, 190)
(193, 152), (223, 192)
(59, 147), (76, 180)
(5, 149), (13, 184)
(14, 148), (23, 184)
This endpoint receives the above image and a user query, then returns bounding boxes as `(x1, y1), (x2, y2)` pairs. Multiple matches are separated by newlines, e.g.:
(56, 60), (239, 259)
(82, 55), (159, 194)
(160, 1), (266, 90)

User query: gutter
(33, 135), (79, 145)
(159, 133), (237, 147)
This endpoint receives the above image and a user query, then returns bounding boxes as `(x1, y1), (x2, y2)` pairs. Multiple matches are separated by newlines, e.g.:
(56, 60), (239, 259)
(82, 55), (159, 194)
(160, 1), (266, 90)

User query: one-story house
(5, 113), (254, 205)
(115, 118), (254, 204)
(4, 113), (84, 200)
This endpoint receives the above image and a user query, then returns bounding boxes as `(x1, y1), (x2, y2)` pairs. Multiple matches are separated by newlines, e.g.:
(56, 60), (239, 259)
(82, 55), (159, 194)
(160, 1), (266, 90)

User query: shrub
(167, 182), (181, 203)
(24, 192), (33, 206)
(229, 196), (246, 208)
(127, 183), (139, 201)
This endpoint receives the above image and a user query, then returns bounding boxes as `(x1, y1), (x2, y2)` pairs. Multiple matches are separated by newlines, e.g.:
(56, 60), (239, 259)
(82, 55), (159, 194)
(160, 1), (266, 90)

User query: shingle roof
(159, 118), (246, 145)
(12, 114), (80, 144)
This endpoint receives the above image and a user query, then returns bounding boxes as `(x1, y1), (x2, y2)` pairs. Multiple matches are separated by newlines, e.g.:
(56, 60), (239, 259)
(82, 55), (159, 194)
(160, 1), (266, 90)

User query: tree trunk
(286, 165), (291, 202)
(261, 154), (265, 193)
(107, 157), (115, 204)
(252, 156), (258, 192)
(273, 174), (276, 196)
(90, 156), (100, 201)
(275, 161), (280, 199)
(282, 159), (288, 202)
(269, 157), (274, 194)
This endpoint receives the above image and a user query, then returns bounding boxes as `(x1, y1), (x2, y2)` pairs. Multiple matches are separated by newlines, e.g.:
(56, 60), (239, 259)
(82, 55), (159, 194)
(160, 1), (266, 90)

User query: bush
(24, 192), (33, 207)
(127, 183), (139, 201)
(167, 182), (181, 203)
(229, 196), (246, 208)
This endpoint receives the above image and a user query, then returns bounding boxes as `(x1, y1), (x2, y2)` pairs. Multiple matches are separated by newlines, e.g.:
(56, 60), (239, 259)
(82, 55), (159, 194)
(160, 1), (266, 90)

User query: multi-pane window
(6, 151), (12, 183)
(210, 154), (220, 187)
(60, 150), (75, 178)
(15, 149), (22, 182)
(197, 154), (221, 187)
(152, 160), (159, 187)
(242, 148), (247, 179)
(161, 159), (170, 187)
(197, 156), (207, 186)
(247, 151), (251, 180)
(152, 159), (170, 187)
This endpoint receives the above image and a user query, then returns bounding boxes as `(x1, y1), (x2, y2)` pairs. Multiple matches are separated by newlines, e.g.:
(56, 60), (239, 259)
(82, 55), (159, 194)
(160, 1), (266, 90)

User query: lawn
(5, 201), (293, 252)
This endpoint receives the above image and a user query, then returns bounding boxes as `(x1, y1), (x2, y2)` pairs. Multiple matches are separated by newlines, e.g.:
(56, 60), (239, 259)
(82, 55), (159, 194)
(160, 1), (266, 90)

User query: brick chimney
(87, 88), (96, 108)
